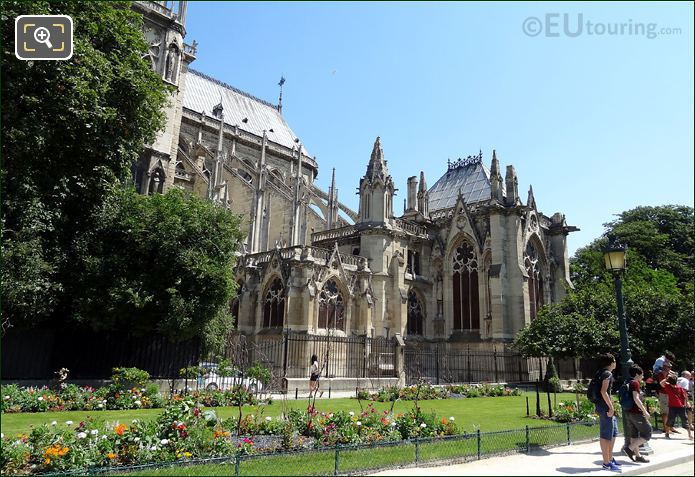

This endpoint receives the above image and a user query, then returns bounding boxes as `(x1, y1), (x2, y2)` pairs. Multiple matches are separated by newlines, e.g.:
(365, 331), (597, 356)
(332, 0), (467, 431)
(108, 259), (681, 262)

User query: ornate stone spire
(417, 171), (429, 217)
(527, 185), (536, 210)
(490, 149), (504, 202)
(365, 136), (388, 180)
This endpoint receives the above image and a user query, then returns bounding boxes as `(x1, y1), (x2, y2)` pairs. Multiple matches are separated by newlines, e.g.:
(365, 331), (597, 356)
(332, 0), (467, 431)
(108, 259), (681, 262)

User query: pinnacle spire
(491, 149), (500, 176)
(419, 171), (427, 192)
(366, 136), (388, 179)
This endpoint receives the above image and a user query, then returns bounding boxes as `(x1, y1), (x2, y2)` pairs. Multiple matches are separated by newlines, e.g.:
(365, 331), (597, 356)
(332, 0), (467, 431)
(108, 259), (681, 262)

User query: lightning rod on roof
(277, 76), (285, 114)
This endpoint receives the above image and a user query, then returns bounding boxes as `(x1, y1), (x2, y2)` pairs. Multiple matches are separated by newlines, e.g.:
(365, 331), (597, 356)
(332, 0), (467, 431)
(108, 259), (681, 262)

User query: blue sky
(185, 1), (694, 256)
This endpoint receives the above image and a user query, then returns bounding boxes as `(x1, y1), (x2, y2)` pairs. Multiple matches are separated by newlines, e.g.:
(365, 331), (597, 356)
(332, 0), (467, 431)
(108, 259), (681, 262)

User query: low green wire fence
(40, 420), (611, 476)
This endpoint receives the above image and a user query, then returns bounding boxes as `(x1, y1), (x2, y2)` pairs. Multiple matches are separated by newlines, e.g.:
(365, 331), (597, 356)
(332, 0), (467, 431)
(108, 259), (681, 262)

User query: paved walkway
(371, 431), (694, 476)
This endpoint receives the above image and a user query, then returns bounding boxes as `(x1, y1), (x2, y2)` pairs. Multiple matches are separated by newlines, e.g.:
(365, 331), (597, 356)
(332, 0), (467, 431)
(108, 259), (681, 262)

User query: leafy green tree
(1, 1), (169, 329)
(516, 204), (693, 370)
(604, 205), (693, 288)
(72, 187), (244, 348)
(512, 305), (618, 361)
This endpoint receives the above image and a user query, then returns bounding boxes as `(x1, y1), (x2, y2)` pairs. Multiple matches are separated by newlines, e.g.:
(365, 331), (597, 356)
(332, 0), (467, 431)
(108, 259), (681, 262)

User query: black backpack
(587, 370), (603, 403)
(618, 379), (635, 410)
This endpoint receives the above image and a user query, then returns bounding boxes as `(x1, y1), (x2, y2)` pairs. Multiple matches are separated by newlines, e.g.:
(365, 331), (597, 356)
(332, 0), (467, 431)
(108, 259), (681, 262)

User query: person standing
(677, 371), (693, 432)
(308, 354), (320, 399)
(652, 351), (676, 375)
(655, 362), (675, 434)
(594, 353), (621, 471)
(621, 365), (652, 463)
(660, 374), (693, 440)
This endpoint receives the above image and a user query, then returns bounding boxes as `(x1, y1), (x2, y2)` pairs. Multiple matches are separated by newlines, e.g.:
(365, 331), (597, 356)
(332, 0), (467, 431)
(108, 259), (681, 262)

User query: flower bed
(0, 399), (458, 475)
(0, 385), (258, 413)
(358, 383), (522, 402)
(551, 399), (597, 423)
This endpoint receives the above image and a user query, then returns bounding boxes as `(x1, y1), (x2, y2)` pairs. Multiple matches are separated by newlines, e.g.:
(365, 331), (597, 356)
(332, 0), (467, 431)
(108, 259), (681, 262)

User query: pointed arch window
(452, 242), (479, 330)
(263, 278), (285, 328)
(525, 241), (544, 320)
(407, 290), (424, 336)
(318, 279), (345, 331)
(230, 281), (243, 329)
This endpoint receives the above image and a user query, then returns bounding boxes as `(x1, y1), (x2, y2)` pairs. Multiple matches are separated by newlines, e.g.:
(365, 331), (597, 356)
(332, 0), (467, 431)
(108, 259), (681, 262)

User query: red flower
(193, 408), (200, 417)
(177, 423), (186, 430)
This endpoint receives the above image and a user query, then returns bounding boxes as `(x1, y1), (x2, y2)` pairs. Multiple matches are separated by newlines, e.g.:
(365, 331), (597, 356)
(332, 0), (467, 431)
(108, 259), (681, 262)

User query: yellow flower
(107, 452), (117, 460)
(44, 457), (51, 465)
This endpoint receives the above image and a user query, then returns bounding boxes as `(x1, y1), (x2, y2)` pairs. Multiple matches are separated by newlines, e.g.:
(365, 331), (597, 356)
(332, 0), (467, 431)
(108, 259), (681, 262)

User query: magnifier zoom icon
(33, 27), (53, 49)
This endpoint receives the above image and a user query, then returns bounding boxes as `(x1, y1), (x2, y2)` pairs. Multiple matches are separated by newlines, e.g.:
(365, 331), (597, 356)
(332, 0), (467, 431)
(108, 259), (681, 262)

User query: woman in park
(309, 354), (322, 399)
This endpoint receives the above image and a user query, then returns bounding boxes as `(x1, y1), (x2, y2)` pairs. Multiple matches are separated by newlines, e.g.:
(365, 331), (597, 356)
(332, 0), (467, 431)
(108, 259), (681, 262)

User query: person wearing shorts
(660, 374), (693, 440)
(622, 365), (652, 463)
(308, 354), (320, 399)
(655, 361), (674, 433)
(595, 353), (621, 471)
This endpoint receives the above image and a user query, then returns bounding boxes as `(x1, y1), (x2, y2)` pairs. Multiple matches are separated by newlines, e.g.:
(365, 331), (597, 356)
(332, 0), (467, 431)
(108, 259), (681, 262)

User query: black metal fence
(39, 420), (605, 476)
(2, 328), (397, 386)
(1, 328), (201, 380)
(201, 331), (398, 388)
(404, 343), (587, 385)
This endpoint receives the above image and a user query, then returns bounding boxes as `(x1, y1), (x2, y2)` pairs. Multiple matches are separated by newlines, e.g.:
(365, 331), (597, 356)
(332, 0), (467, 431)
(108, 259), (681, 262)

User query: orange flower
(441, 418), (447, 425)
(44, 457), (51, 465)
(115, 424), (127, 436)
(107, 452), (117, 460)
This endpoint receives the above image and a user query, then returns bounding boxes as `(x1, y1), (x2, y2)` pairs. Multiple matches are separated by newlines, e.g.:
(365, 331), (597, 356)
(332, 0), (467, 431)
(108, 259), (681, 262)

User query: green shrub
(111, 367), (150, 390)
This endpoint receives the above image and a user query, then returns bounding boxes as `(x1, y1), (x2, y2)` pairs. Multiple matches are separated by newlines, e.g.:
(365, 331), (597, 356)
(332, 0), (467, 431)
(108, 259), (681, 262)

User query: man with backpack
(589, 353), (622, 471)
(620, 365), (652, 463)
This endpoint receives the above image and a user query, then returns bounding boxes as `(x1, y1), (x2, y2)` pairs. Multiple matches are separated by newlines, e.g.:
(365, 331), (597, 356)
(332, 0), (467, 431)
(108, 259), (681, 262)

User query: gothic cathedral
(132, 1), (578, 353)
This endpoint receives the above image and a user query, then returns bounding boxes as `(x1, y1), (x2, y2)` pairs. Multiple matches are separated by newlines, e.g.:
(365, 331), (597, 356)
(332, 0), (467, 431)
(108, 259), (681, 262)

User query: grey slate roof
(428, 159), (491, 211)
(183, 69), (305, 153)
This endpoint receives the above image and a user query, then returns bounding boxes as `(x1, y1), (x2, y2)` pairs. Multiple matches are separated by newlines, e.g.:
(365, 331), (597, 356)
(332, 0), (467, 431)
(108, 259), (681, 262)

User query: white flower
(65, 421), (73, 425)
(1, 433), (4, 439)
(132, 395), (137, 400)
(134, 400), (141, 406)
(160, 439), (169, 445)
(356, 421), (362, 426)
(38, 396), (44, 401)
(90, 429), (98, 436)
(132, 419), (139, 424)
(101, 435), (108, 440)
(141, 388), (146, 393)
(134, 437), (140, 442)
(391, 421), (397, 427)
(77, 432), (87, 439)
(150, 446), (158, 451)
(449, 417), (455, 422)
(102, 399), (107, 404)
(51, 421), (57, 426)
(3, 396), (9, 400)
(98, 403), (104, 408)
(349, 411), (355, 417)
(420, 423), (427, 428)
(265, 416), (272, 422)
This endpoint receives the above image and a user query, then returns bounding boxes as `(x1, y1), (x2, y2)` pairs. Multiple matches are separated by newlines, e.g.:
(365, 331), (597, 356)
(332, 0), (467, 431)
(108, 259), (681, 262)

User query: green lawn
(118, 418), (601, 476)
(3, 392), (592, 476)
(0, 392), (579, 438)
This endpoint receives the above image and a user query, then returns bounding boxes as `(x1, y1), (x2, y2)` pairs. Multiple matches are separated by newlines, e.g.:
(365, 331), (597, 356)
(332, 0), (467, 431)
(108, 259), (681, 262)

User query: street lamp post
(603, 239), (633, 381)
(604, 238), (634, 452)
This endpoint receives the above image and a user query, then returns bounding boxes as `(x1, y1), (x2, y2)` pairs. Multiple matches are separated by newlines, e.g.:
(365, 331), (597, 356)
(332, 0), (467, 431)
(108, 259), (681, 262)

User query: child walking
(660, 374), (693, 440)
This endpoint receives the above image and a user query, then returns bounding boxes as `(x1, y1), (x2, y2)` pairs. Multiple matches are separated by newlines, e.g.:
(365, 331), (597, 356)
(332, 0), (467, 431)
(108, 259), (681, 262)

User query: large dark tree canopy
(72, 187), (244, 348)
(2, 2), (242, 347)
(516, 205), (694, 369)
